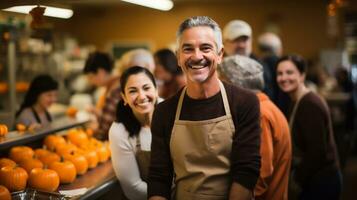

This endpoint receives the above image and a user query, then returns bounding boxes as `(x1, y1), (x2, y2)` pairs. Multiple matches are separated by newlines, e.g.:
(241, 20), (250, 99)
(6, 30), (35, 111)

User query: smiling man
(148, 16), (261, 200)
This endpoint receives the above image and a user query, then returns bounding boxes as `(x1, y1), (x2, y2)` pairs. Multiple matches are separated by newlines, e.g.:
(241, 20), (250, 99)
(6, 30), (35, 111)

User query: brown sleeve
(229, 85), (261, 191)
(148, 100), (175, 199)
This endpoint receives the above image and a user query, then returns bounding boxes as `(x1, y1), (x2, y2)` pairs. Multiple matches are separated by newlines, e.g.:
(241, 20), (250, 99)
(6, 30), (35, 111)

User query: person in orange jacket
(220, 55), (292, 200)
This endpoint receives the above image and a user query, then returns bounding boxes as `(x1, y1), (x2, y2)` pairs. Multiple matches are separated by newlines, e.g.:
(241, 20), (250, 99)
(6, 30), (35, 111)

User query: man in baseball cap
(223, 20), (252, 57)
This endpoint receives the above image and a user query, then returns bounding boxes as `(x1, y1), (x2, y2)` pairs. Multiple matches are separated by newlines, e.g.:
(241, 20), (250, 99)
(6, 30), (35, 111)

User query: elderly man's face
(224, 36), (252, 57)
(176, 26), (223, 84)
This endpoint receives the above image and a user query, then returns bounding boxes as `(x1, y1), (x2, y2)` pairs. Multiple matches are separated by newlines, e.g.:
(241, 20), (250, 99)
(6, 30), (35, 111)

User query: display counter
(0, 116), (119, 200)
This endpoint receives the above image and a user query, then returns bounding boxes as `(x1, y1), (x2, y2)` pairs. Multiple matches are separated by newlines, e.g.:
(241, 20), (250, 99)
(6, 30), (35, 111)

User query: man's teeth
(191, 65), (205, 69)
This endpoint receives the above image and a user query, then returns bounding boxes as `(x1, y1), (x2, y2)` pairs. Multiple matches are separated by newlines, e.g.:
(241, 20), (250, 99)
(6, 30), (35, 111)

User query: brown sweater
(148, 82), (261, 199)
(289, 91), (340, 186)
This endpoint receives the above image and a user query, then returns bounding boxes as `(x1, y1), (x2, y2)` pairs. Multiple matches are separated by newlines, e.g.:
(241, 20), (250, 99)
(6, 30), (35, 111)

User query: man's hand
(148, 196), (167, 200)
(229, 182), (253, 200)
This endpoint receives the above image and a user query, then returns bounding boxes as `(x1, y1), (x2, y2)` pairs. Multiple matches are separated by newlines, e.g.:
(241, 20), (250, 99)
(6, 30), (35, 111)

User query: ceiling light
(122, 0), (173, 11)
(2, 5), (73, 19)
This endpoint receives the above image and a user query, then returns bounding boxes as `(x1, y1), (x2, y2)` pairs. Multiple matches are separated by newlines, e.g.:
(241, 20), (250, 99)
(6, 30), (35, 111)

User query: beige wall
(53, 1), (338, 60)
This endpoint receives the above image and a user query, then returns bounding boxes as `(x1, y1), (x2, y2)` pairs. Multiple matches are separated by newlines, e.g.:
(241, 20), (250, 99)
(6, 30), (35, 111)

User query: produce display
(0, 127), (111, 195)
(0, 124), (8, 137)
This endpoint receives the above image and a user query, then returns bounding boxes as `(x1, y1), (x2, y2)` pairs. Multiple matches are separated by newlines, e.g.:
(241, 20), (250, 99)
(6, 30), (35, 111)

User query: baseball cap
(223, 20), (252, 41)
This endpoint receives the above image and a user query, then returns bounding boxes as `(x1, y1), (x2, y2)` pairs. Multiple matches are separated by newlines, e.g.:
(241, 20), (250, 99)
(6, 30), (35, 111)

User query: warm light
(122, 0), (173, 11)
(2, 5), (73, 19)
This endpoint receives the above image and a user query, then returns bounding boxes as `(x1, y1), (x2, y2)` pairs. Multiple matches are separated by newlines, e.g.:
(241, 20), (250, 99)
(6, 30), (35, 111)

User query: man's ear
(217, 47), (224, 64)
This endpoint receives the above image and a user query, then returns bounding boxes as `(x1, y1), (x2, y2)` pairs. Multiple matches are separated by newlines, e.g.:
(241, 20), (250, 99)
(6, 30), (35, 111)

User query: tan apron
(135, 135), (151, 182)
(170, 81), (236, 200)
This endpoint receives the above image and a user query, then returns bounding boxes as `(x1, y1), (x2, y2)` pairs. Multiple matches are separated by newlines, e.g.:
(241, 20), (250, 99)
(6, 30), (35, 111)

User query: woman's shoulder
(16, 108), (35, 124)
(109, 122), (130, 140)
(300, 91), (329, 114)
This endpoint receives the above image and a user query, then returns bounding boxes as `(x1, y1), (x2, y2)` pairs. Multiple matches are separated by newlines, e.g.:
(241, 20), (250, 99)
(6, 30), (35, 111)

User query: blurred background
(0, 0), (356, 199)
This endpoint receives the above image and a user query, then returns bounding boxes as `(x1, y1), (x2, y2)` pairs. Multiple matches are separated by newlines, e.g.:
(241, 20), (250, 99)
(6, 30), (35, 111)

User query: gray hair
(176, 16), (223, 52)
(219, 55), (264, 91)
(116, 48), (155, 76)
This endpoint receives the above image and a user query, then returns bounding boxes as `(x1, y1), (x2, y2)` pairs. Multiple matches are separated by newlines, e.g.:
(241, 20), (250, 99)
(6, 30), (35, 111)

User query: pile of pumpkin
(0, 128), (110, 197)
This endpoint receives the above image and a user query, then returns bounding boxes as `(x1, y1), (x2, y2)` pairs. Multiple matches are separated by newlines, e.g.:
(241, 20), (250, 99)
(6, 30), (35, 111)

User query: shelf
(59, 161), (118, 200)
(0, 117), (89, 151)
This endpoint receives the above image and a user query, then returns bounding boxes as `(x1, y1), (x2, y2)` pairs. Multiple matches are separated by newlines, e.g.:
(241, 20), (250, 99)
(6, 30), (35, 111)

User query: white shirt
(109, 122), (151, 200)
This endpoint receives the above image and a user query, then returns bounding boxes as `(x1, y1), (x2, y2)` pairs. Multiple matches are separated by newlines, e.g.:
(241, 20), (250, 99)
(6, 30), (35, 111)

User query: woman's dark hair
(83, 51), (113, 74)
(16, 74), (58, 117)
(116, 66), (157, 137)
(277, 54), (307, 74)
(154, 48), (182, 75)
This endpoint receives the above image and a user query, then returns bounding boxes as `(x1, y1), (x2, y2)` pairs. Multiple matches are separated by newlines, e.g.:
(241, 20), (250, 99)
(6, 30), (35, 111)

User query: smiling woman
(108, 66), (158, 200)
(276, 55), (342, 200)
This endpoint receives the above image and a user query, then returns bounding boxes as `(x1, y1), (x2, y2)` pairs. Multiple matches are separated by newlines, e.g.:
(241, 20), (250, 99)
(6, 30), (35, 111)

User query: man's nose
(192, 49), (204, 60)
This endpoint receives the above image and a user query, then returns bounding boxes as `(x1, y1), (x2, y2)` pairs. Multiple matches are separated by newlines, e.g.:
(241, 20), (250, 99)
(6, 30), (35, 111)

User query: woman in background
(15, 74), (58, 128)
(276, 54), (342, 200)
(109, 66), (158, 200)
(154, 48), (186, 99)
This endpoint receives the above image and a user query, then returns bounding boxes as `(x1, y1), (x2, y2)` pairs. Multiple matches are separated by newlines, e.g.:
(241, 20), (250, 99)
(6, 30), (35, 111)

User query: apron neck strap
(174, 80), (230, 121)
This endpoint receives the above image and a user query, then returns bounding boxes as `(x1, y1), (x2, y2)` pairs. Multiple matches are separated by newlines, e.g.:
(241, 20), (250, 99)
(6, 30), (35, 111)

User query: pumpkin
(0, 185), (11, 200)
(67, 129), (89, 147)
(0, 158), (16, 169)
(9, 146), (34, 163)
(16, 123), (27, 132)
(43, 135), (66, 151)
(0, 124), (8, 137)
(16, 81), (30, 92)
(55, 143), (78, 156)
(49, 160), (76, 184)
(35, 149), (60, 166)
(0, 166), (28, 192)
(77, 149), (98, 169)
(104, 141), (111, 159)
(66, 107), (78, 118)
(28, 168), (59, 192)
(63, 151), (88, 175)
(85, 128), (94, 137)
(18, 158), (44, 174)
(96, 145), (110, 163)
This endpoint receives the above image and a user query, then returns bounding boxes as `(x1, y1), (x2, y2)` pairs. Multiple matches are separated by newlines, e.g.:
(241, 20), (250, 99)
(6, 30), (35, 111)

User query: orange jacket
(254, 92), (292, 200)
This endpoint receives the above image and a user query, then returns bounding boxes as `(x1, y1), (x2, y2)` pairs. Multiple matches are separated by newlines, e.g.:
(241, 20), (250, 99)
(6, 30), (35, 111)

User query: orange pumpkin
(34, 148), (50, 158)
(49, 160), (76, 184)
(34, 149), (60, 166)
(16, 81), (30, 92)
(63, 152), (88, 175)
(0, 158), (16, 169)
(0, 166), (28, 192)
(55, 143), (78, 156)
(67, 129), (89, 147)
(96, 145), (110, 163)
(18, 158), (44, 174)
(16, 123), (27, 132)
(43, 135), (66, 151)
(85, 128), (94, 137)
(66, 107), (78, 118)
(0, 124), (8, 137)
(104, 141), (111, 159)
(0, 185), (11, 200)
(9, 146), (34, 163)
(77, 149), (98, 169)
(28, 168), (59, 192)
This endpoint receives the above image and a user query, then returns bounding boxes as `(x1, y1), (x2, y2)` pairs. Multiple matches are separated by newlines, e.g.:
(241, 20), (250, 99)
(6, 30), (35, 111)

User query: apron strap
(135, 135), (142, 151)
(174, 87), (187, 121)
(174, 81), (231, 121)
(31, 107), (42, 124)
(219, 81), (231, 116)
